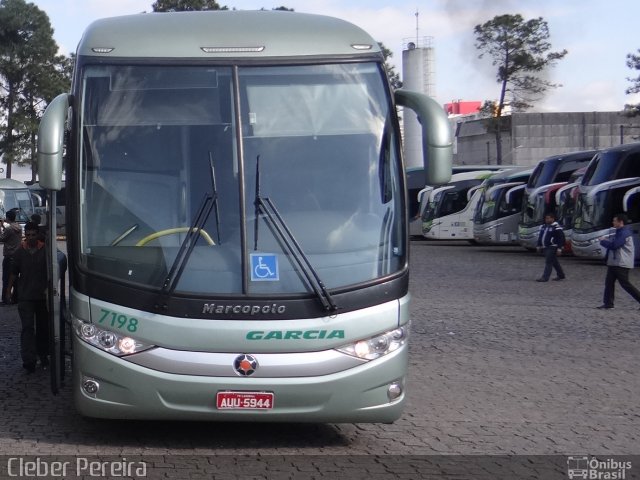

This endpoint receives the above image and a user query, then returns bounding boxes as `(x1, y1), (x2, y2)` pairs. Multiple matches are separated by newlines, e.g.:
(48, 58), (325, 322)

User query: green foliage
(151, 0), (228, 11)
(624, 49), (640, 117)
(474, 13), (567, 164)
(474, 14), (567, 112)
(378, 42), (402, 90)
(0, 0), (72, 179)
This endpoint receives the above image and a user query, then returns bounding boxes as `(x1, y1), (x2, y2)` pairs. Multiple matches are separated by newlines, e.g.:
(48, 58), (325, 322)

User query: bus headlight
(73, 318), (153, 356)
(336, 326), (408, 360)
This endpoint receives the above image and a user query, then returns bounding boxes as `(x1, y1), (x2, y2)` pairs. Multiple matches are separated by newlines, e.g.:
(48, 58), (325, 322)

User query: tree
(379, 42), (402, 90)
(474, 14), (567, 164)
(151, 0), (228, 11)
(18, 53), (72, 182)
(624, 49), (640, 117)
(0, 0), (71, 178)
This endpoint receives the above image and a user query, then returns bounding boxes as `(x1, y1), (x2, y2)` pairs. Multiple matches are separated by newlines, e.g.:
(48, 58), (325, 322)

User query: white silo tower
(402, 36), (436, 172)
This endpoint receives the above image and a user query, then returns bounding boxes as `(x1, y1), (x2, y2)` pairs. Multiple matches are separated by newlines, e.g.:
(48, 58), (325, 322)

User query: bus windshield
(520, 193), (546, 227)
(78, 62), (403, 297)
(557, 187), (577, 229)
(574, 187), (640, 233)
(475, 186), (523, 224)
(573, 191), (612, 232)
(0, 189), (33, 221)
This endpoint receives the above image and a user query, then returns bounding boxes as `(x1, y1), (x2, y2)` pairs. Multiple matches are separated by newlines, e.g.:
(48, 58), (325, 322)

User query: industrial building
(454, 111), (640, 167)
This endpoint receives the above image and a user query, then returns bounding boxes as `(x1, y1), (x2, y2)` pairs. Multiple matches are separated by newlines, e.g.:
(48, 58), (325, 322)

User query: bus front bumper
(72, 336), (408, 423)
(571, 234), (607, 259)
(518, 227), (540, 250)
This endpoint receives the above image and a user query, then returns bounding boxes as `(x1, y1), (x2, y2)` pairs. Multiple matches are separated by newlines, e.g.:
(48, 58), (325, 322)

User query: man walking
(536, 212), (566, 282)
(597, 213), (640, 310)
(7, 222), (48, 373)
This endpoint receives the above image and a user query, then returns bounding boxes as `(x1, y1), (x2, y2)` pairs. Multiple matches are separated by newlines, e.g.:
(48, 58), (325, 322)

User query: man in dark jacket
(536, 212), (566, 282)
(7, 222), (48, 373)
(597, 213), (640, 309)
(0, 209), (22, 304)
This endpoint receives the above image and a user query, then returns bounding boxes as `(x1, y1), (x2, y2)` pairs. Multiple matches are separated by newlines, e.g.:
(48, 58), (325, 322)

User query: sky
(25, 0), (640, 113)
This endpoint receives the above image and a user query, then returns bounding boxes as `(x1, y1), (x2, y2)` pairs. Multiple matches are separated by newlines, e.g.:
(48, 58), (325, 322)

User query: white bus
(518, 150), (595, 250)
(408, 164), (504, 237)
(572, 143), (640, 260)
(473, 167), (533, 245)
(36, 11), (452, 422)
(420, 170), (497, 241)
(0, 178), (34, 225)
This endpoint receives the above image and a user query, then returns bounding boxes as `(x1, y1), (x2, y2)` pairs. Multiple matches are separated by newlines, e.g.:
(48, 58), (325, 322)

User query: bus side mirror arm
(395, 89), (453, 185)
(38, 93), (70, 191)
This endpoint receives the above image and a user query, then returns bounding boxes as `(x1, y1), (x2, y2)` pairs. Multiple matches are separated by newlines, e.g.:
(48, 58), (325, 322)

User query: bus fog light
(82, 378), (100, 396)
(387, 382), (402, 400)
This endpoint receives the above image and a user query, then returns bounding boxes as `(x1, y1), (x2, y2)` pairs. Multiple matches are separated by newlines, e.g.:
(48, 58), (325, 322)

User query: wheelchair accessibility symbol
(250, 253), (279, 281)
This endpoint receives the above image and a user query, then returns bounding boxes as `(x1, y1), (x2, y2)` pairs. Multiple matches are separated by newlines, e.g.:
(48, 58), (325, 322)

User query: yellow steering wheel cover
(136, 228), (215, 246)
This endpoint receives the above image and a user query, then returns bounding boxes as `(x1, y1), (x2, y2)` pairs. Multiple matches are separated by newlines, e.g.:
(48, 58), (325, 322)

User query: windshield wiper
(253, 155), (338, 313)
(161, 193), (213, 296)
(161, 155), (219, 296)
(209, 152), (222, 245)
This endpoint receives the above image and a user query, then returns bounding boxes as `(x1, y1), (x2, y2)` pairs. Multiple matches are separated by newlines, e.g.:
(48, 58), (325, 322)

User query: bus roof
(448, 170), (498, 182)
(0, 178), (29, 190)
(78, 11), (382, 60)
(452, 165), (510, 173)
(486, 166), (533, 181)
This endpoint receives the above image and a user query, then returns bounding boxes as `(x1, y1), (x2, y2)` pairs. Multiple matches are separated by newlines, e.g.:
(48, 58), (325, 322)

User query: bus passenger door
(37, 92), (69, 395)
(46, 191), (64, 394)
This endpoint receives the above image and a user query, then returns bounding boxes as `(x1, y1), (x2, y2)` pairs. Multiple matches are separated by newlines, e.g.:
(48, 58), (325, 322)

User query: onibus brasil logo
(567, 456), (632, 479)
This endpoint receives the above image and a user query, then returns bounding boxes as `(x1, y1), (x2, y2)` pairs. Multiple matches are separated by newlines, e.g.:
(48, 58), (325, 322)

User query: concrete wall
(454, 111), (640, 167)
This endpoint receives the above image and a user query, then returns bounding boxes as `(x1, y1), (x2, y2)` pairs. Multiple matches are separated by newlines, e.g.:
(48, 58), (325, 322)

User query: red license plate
(216, 391), (274, 410)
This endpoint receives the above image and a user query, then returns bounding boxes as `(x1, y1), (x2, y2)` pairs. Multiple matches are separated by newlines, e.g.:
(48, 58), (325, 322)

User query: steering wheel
(135, 227), (215, 246)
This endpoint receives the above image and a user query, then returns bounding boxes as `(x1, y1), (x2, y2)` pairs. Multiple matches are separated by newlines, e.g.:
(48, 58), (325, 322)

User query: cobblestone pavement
(0, 240), (638, 479)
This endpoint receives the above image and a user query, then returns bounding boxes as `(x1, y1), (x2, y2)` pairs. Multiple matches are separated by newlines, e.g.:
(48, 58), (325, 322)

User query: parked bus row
(416, 142), (640, 263)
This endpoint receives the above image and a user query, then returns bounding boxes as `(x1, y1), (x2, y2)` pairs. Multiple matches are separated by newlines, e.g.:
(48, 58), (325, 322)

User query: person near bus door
(0, 209), (23, 305)
(536, 211), (566, 282)
(7, 221), (49, 373)
(597, 213), (640, 310)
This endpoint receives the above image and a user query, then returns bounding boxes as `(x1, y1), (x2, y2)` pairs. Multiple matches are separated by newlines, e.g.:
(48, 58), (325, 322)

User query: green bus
(37, 10), (452, 422)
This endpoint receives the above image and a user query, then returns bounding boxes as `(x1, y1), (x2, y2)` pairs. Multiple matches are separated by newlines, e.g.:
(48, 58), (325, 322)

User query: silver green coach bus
(37, 11), (452, 422)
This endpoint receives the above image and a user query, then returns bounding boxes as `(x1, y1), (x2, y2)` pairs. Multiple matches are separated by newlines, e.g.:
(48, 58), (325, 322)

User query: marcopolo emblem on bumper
(234, 354), (258, 376)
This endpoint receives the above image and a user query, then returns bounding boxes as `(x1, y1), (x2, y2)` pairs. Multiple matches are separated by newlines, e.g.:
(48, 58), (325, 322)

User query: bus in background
(407, 166), (429, 237)
(473, 167), (533, 245)
(36, 11), (452, 422)
(28, 181), (66, 236)
(572, 143), (640, 260)
(0, 178), (35, 226)
(554, 166), (587, 252)
(518, 150), (596, 251)
(421, 170), (497, 241)
(408, 164), (505, 237)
